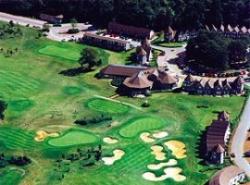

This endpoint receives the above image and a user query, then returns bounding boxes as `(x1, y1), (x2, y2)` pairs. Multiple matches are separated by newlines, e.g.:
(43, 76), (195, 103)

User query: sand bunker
(102, 149), (125, 166)
(147, 159), (177, 170)
(151, 145), (166, 161)
(152, 131), (168, 139)
(103, 137), (118, 144)
(140, 132), (155, 143)
(164, 140), (187, 159)
(35, 130), (59, 142)
(143, 167), (186, 182)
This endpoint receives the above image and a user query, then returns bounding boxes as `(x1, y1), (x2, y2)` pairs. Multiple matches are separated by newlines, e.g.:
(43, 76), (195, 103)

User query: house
(204, 111), (231, 164)
(122, 71), (153, 96)
(82, 32), (132, 51)
(209, 165), (245, 185)
(182, 75), (244, 96)
(39, 13), (63, 24)
(136, 38), (152, 65)
(108, 22), (154, 40)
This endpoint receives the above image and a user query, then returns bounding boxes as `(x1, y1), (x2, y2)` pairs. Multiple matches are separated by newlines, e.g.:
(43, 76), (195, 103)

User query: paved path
(231, 96), (250, 176)
(0, 12), (46, 28)
(152, 44), (186, 79)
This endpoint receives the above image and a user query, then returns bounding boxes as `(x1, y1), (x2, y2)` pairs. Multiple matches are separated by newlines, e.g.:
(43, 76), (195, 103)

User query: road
(231, 95), (250, 177)
(0, 12), (46, 28)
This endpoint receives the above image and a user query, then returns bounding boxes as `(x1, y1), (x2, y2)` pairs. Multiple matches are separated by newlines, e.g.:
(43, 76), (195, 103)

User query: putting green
(86, 98), (130, 114)
(119, 116), (166, 138)
(47, 130), (99, 147)
(8, 99), (34, 112)
(63, 86), (83, 95)
(39, 45), (81, 61)
(0, 169), (24, 185)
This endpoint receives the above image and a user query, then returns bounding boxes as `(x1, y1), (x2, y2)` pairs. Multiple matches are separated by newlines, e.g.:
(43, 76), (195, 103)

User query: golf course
(0, 21), (247, 185)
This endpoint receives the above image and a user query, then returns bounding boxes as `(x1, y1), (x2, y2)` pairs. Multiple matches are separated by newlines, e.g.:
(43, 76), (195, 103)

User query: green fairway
(47, 129), (99, 147)
(39, 45), (81, 61)
(0, 127), (37, 150)
(119, 116), (166, 138)
(0, 168), (24, 185)
(86, 98), (130, 114)
(0, 70), (42, 99)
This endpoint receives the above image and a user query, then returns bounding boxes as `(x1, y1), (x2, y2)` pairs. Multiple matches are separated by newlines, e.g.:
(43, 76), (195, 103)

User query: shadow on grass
(59, 67), (92, 77)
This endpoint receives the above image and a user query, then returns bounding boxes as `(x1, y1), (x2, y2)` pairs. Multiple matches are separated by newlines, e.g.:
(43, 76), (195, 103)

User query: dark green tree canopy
(186, 31), (249, 72)
(78, 48), (102, 70)
(0, 0), (250, 31)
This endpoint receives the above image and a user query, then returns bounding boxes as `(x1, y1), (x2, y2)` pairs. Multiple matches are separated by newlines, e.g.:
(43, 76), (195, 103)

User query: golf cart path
(231, 96), (250, 176)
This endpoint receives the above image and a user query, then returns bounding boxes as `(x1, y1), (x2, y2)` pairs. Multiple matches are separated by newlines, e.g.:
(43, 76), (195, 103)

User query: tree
(78, 48), (101, 70)
(70, 18), (78, 30)
(186, 31), (229, 71)
(228, 40), (248, 65)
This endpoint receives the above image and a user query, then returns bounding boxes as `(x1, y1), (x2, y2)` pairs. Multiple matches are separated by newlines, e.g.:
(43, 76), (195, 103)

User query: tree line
(0, 0), (250, 31)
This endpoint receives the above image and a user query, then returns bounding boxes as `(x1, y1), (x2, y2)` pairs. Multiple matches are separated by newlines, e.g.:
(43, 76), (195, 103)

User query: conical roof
(158, 70), (178, 84)
(123, 71), (153, 89)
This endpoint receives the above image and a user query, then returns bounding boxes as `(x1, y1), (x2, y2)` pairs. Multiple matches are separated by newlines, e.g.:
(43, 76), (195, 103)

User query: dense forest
(0, 0), (249, 31)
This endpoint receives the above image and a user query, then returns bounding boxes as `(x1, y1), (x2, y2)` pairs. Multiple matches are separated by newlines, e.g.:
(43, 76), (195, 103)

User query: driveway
(0, 12), (46, 28)
(151, 44), (186, 78)
(231, 96), (250, 176)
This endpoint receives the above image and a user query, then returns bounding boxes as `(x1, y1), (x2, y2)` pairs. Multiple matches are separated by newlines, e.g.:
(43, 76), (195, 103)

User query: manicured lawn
(119, 116), (166, 138)
(47, 129), (99, 147)
(38, 45), (81, 61)
(0, 127), (37, 150)
(0, 168), (24, 185)
(86, 98), (130, 114)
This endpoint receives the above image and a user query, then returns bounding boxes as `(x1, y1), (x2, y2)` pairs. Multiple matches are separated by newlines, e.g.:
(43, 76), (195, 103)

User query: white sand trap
(147, 159), (177, 170)
(151, 145), (166, 161)
(152, 131), (168, 139)
(102, 149), (125, 166)
(164, 167), (186, 182)
(164, 140), (187, 159)
(143, 167), (186, 182)
(34, 130), (59, 142)
(140, 132), (155, 143)
(103, 137), (118, 144)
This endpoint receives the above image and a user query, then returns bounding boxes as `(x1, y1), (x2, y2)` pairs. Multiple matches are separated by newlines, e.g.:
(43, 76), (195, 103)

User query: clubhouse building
(182, 75), (244, 96)
(99, 65), (178, 96)
(82, 32), (133, 51)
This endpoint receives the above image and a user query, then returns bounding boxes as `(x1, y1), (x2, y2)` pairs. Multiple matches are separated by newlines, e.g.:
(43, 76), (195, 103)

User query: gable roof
(100, 64), (148, 77)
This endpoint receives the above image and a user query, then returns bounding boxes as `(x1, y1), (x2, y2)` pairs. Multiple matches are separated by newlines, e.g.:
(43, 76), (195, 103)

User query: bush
(67, 28), (80, 34)
(74, 115), (112, 126)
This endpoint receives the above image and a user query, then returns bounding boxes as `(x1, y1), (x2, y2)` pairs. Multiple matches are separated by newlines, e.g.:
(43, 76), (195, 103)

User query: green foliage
(0, 22), (22, 39)
(1, 0), (250, 30)
(0, 100), (7, 120)
(186, 31), (249, 71)
(78, 48), (102, 70)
